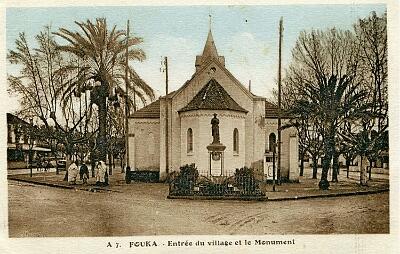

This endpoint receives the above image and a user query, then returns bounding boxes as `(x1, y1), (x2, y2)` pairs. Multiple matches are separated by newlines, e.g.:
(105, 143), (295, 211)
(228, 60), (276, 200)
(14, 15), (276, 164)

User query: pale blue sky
(6, 4), (386, 112)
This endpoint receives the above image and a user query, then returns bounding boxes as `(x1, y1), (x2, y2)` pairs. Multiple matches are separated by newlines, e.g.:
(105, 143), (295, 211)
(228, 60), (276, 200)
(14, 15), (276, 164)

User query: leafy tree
(7, 26), (94, 165)
(339, 11), (388, 185)
(353, 11), (388, 184)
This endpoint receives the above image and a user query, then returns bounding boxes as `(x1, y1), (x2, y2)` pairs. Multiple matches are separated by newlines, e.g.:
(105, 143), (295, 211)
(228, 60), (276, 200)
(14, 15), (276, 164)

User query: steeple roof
(195, 29), (225, 70)
(202, 29), (219, 59)
(178, 78), (247, 113)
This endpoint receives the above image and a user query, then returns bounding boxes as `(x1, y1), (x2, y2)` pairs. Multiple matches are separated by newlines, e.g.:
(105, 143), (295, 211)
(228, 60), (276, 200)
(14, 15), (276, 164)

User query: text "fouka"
(130, 241), (158, 247)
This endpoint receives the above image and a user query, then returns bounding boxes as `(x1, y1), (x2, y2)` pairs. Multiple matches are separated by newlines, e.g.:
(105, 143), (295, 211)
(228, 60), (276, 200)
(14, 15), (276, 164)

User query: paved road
(8, 181), (389, 237)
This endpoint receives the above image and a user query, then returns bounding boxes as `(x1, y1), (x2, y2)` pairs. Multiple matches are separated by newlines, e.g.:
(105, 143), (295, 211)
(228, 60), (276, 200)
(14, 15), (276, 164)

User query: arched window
(187, 128), (193, 153)
(233, 128), (239, 153)
(269, 133), (277, 152)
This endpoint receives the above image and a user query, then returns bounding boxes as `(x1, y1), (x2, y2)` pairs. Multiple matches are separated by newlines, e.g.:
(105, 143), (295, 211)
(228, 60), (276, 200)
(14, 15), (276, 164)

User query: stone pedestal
(207, 143), (226, 176)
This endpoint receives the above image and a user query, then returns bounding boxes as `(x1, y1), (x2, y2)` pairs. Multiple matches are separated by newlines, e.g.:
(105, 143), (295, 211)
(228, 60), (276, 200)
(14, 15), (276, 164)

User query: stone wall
(179, 110), (246, 176)
(129, 118), (160, 171)
(264, 119), (298, 179)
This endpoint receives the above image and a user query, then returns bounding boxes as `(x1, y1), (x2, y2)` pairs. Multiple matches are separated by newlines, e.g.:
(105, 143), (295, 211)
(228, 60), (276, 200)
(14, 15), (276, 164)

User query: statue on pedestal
(211, 113), (220, 144)
(207, 113), (225, 177)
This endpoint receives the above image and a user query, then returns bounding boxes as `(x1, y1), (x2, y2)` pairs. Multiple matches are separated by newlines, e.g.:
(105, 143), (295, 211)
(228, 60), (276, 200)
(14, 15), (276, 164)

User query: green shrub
(179, 163), (198, 180)
(171, 164), (198, 195)
(235, 167), (258, 195)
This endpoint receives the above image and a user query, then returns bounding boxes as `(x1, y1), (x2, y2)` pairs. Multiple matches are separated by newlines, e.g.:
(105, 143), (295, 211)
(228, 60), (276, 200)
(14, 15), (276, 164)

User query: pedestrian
(95, 161), (100, 185)
(67, 160), (79, 185)
(79, 161), (89, 184)
(44, 159), (49, 172)
(95, 160), (108, 187)
(37, 156), (42, 171)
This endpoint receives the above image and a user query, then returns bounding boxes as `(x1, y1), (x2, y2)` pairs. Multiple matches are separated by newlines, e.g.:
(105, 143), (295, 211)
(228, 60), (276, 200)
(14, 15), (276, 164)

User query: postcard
(1, 0), (399, 253)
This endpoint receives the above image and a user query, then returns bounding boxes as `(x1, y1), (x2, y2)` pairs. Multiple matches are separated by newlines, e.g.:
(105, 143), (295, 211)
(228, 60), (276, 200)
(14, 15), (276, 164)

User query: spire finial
(209, 14), (212, 31)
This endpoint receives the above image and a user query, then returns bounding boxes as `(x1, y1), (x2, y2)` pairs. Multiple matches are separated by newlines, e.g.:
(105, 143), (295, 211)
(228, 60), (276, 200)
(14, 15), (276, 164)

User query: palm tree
(54, 18), (155, 162)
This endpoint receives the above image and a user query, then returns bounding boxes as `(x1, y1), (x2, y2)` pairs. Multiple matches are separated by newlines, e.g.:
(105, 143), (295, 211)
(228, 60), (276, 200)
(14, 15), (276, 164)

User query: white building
(128, 29), (299, 181)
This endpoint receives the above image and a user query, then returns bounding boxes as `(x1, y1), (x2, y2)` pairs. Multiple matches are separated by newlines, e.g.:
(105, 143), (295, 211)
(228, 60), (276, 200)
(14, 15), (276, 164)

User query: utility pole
(29, 118), (33, 178)
(248, 80), (251, 92)
(124, 20), (130, 173)
(165, 56), (169, 176)
(272, 142), (276, 192)
(277, 17), (283, 185)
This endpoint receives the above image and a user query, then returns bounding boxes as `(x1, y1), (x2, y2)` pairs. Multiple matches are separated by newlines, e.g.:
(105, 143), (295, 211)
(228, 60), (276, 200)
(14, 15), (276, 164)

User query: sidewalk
(8, 167), (389, 201)
(263, 168), (389, 200)
(8, 167), (127, 193)
(264, 175), (389, 201)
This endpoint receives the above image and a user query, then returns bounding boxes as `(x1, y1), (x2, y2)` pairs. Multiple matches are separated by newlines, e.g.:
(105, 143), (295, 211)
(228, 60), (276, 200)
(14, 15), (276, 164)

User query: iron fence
(169, 173), (265, 197)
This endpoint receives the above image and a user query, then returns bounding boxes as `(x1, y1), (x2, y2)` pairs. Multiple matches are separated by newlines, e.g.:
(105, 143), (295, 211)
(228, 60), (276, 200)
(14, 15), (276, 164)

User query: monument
(207, 114), (226, 176)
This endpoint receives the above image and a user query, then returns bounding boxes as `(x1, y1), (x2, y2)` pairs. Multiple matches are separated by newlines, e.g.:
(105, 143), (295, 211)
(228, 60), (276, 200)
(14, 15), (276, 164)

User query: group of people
(36, 156), (50, 172)
(67, 160), (108, 186)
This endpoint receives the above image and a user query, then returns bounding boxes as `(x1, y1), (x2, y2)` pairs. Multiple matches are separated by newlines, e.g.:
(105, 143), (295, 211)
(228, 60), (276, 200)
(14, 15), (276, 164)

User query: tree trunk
(91, 160), (95, 178)
(346, 158), (350, 178)
(360, 155), (368, 186)
(312, 155), (318, 179)
(368, 160), (373, 180)
(121, 154), (125, 173)
(108, 151), (113, 176)
(331, 151), (339, 182)
(319, 134), (334, 190)
(28, 149), (33, 177)
(319, 155), (331, 190)
(97, 82), (108, 162)
(300, 151), (305, 177)
(63, 154), (72, 181)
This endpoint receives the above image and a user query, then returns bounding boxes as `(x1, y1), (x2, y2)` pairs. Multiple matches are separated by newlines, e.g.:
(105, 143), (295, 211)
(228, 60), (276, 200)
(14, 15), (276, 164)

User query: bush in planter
(171, 164), (199, 195)
(180, 163), (198, 179)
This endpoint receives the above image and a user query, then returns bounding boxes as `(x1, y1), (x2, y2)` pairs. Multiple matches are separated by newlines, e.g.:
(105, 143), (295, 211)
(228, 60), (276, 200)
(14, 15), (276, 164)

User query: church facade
(128, 30), (299, 182)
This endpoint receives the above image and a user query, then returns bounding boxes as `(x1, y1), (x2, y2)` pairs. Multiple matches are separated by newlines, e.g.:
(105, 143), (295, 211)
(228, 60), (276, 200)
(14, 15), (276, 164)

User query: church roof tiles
(264, 101), (279, 118)
(178, 78), (248, 113)
(130, 99), (161, 119)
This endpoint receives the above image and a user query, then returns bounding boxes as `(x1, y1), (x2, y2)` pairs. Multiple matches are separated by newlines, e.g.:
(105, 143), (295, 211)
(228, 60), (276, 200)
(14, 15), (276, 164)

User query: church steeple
(201, 29), (219, 59)
(195, 18), (225, 72)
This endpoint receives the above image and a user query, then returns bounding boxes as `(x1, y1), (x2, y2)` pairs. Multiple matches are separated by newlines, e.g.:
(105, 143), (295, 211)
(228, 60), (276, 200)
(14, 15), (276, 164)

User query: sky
(5, 4), (387, 113)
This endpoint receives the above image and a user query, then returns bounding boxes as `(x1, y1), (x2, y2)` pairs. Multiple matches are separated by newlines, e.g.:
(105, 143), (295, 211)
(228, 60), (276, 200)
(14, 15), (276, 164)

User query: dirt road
(8, 181), (389, 237)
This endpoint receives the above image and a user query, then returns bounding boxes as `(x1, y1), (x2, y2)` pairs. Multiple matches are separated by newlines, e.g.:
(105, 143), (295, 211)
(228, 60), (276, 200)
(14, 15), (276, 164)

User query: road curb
(167, 188), (389, 202)
(265, 188), (389, 201)
(9, 177), (75, 190)
(167, 195), (268, 201)
(8, 177), (121, 193)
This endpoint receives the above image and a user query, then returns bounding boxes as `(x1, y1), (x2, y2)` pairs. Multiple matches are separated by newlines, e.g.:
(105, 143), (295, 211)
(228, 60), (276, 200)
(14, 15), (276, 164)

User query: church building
(128, 29), (299, 182)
